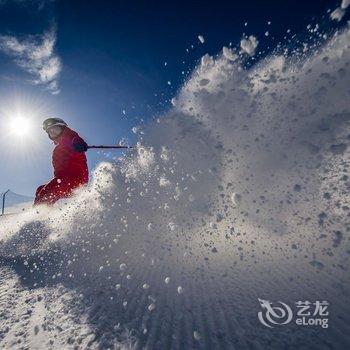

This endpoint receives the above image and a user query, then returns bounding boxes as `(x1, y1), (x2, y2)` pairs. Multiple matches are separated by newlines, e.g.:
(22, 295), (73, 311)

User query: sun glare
(11, 117), (31, 136)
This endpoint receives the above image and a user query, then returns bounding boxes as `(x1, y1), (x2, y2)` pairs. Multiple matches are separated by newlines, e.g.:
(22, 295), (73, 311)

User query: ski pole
(1, 189), (10, 216)
(87, 145), (133, 150)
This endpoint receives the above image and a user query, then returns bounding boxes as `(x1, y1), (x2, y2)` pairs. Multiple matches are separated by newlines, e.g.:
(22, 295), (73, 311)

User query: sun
(10, 117), (31, 136)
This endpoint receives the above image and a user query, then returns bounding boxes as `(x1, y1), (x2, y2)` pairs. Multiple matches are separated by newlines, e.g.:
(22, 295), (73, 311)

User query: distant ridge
(0, 190), (33, 207)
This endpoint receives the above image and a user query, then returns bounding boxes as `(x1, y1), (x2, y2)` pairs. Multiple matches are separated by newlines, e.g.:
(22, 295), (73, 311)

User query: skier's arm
(72, 136), (88, 152)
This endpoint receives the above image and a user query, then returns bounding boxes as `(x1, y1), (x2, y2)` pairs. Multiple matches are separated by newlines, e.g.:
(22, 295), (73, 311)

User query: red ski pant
(34, 177), (87, 205)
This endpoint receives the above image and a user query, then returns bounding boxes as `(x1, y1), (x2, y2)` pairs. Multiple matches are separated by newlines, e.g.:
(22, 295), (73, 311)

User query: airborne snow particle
(193, 331), (201, 340)
(330, 1), (349, 22)
(160, 146), (169, 161)
(209, 221), (217, 229)
(168, 222), (176, 231)
(165, 277), (170, 284)
(132, 126), (140, 134)
(148, 295), (156, 303)
(177, 286), (184, 294)
(143, 283), (150, 289)
(159, 176), (171, 187)
(223, 47), (238, 62)
(198, 35), (205, 44)
(240, 35), (258, 55)
(119, 263), (127, 271)
(148, 303), (156, 311)
(331, 8), (345, 21)
(201, 54), (213, 67)
(342, 0), (350, 8)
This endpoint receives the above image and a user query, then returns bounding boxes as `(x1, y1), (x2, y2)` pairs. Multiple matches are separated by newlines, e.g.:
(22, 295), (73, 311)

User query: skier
(34, 118), (89, 205)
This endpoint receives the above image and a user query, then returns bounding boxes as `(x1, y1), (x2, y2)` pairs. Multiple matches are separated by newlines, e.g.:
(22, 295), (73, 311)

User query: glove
(72, 137), (88, 152)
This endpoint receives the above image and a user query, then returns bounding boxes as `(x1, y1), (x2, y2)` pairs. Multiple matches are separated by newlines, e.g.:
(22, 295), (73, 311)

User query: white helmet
(43, 117), (68, 132)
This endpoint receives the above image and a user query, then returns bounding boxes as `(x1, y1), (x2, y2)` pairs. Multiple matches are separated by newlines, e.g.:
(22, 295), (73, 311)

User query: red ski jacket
(52, 127), (89, 182)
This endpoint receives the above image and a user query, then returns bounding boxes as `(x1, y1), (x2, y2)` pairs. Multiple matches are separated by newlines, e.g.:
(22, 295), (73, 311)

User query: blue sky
(0, 0), (342, 196)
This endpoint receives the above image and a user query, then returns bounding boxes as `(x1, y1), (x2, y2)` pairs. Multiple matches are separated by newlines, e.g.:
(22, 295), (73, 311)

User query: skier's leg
(34, 178), (64, 205)
(34, 185), (45, 200)
(34, 184), (46, 205)
(34, 176), (88, 206)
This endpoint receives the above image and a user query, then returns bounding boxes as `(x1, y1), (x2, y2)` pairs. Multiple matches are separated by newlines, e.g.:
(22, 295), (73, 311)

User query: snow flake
(223, 46), (238, 62)
(148, 303), (156, 311)
(198, 35), (205, 44)
(240, 35), (259, 55)
(193, 331), (201, 340)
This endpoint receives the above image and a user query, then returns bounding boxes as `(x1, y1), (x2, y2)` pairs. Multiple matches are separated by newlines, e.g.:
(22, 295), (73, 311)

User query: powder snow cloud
(0, 27), (61, 94)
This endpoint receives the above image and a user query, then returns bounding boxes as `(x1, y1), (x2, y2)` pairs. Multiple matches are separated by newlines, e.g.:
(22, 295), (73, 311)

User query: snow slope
(0, 25), (350, 350)
(0, 190), (33, 214)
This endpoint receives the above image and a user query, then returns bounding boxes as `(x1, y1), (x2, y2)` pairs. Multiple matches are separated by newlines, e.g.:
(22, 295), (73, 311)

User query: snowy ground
(1, 202), (32, 215)
(1, 23), (350, 350)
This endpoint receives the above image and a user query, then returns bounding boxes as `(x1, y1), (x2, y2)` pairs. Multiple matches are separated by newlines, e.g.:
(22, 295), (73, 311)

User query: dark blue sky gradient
(0, 0), (344, 196)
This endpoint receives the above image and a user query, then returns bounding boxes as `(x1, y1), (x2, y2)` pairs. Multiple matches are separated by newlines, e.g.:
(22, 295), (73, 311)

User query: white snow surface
(1, 27), (350, 349)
